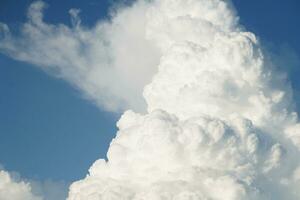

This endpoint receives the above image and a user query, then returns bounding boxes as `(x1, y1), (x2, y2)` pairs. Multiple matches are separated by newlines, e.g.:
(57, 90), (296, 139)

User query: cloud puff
(0, 170), (42, 200)
(0, 0), (160, 112)
(0, 167), (68, 200)
(68, 110), (289, 199)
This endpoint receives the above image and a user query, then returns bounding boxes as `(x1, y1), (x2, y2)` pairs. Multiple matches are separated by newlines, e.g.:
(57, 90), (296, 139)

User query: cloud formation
(1, 0), (300, 199)
(66, 0), (300, 199)
(0, 0), (160, 112)
(0, 168), (69, 200)
(0, 170), (42, 200)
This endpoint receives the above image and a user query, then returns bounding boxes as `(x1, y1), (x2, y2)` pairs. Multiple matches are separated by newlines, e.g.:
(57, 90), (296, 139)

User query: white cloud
(1, 0), (300, 199)
(0, 170), (42, 200)
(0, 168), (68, 200)
(67, 0), (300, 199)
(0, 0), (160, 112)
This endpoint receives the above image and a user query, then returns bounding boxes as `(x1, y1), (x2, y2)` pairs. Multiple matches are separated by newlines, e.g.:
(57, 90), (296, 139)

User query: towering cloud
(1, 0), (300, 199)
(66, 0), (300, 199)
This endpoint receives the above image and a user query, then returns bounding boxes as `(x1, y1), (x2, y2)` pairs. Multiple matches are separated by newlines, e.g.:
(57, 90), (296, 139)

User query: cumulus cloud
(0, 0), (160, 112)
(66, 0), (300, 199)
(0, 166), (68, 200)
(1, 0), (300, 199)
(0, 170), (42, 200)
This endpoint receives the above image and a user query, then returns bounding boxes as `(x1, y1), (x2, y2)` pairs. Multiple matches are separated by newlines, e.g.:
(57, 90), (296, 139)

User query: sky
(0, 0), (300, 199)
(0, 0), (118, 182)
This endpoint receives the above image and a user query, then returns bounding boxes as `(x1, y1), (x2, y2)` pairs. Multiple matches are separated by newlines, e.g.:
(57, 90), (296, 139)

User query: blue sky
(0, 0), (117, 182)
(0, 0), (299, 186)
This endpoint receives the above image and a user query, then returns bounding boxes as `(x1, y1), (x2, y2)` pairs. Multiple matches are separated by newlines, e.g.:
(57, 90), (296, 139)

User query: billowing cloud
(0, 0), (160, 112)
(1, 0), (300, 199)
(66, 0), (300, 199)
(0, 170), (42, 200)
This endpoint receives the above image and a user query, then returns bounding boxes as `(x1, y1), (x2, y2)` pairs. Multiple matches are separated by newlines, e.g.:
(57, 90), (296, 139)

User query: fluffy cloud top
(1, 0), (300, 200)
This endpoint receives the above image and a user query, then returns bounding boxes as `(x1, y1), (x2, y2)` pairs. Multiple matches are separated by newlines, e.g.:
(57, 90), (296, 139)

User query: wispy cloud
(0, 0), (160, 112)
